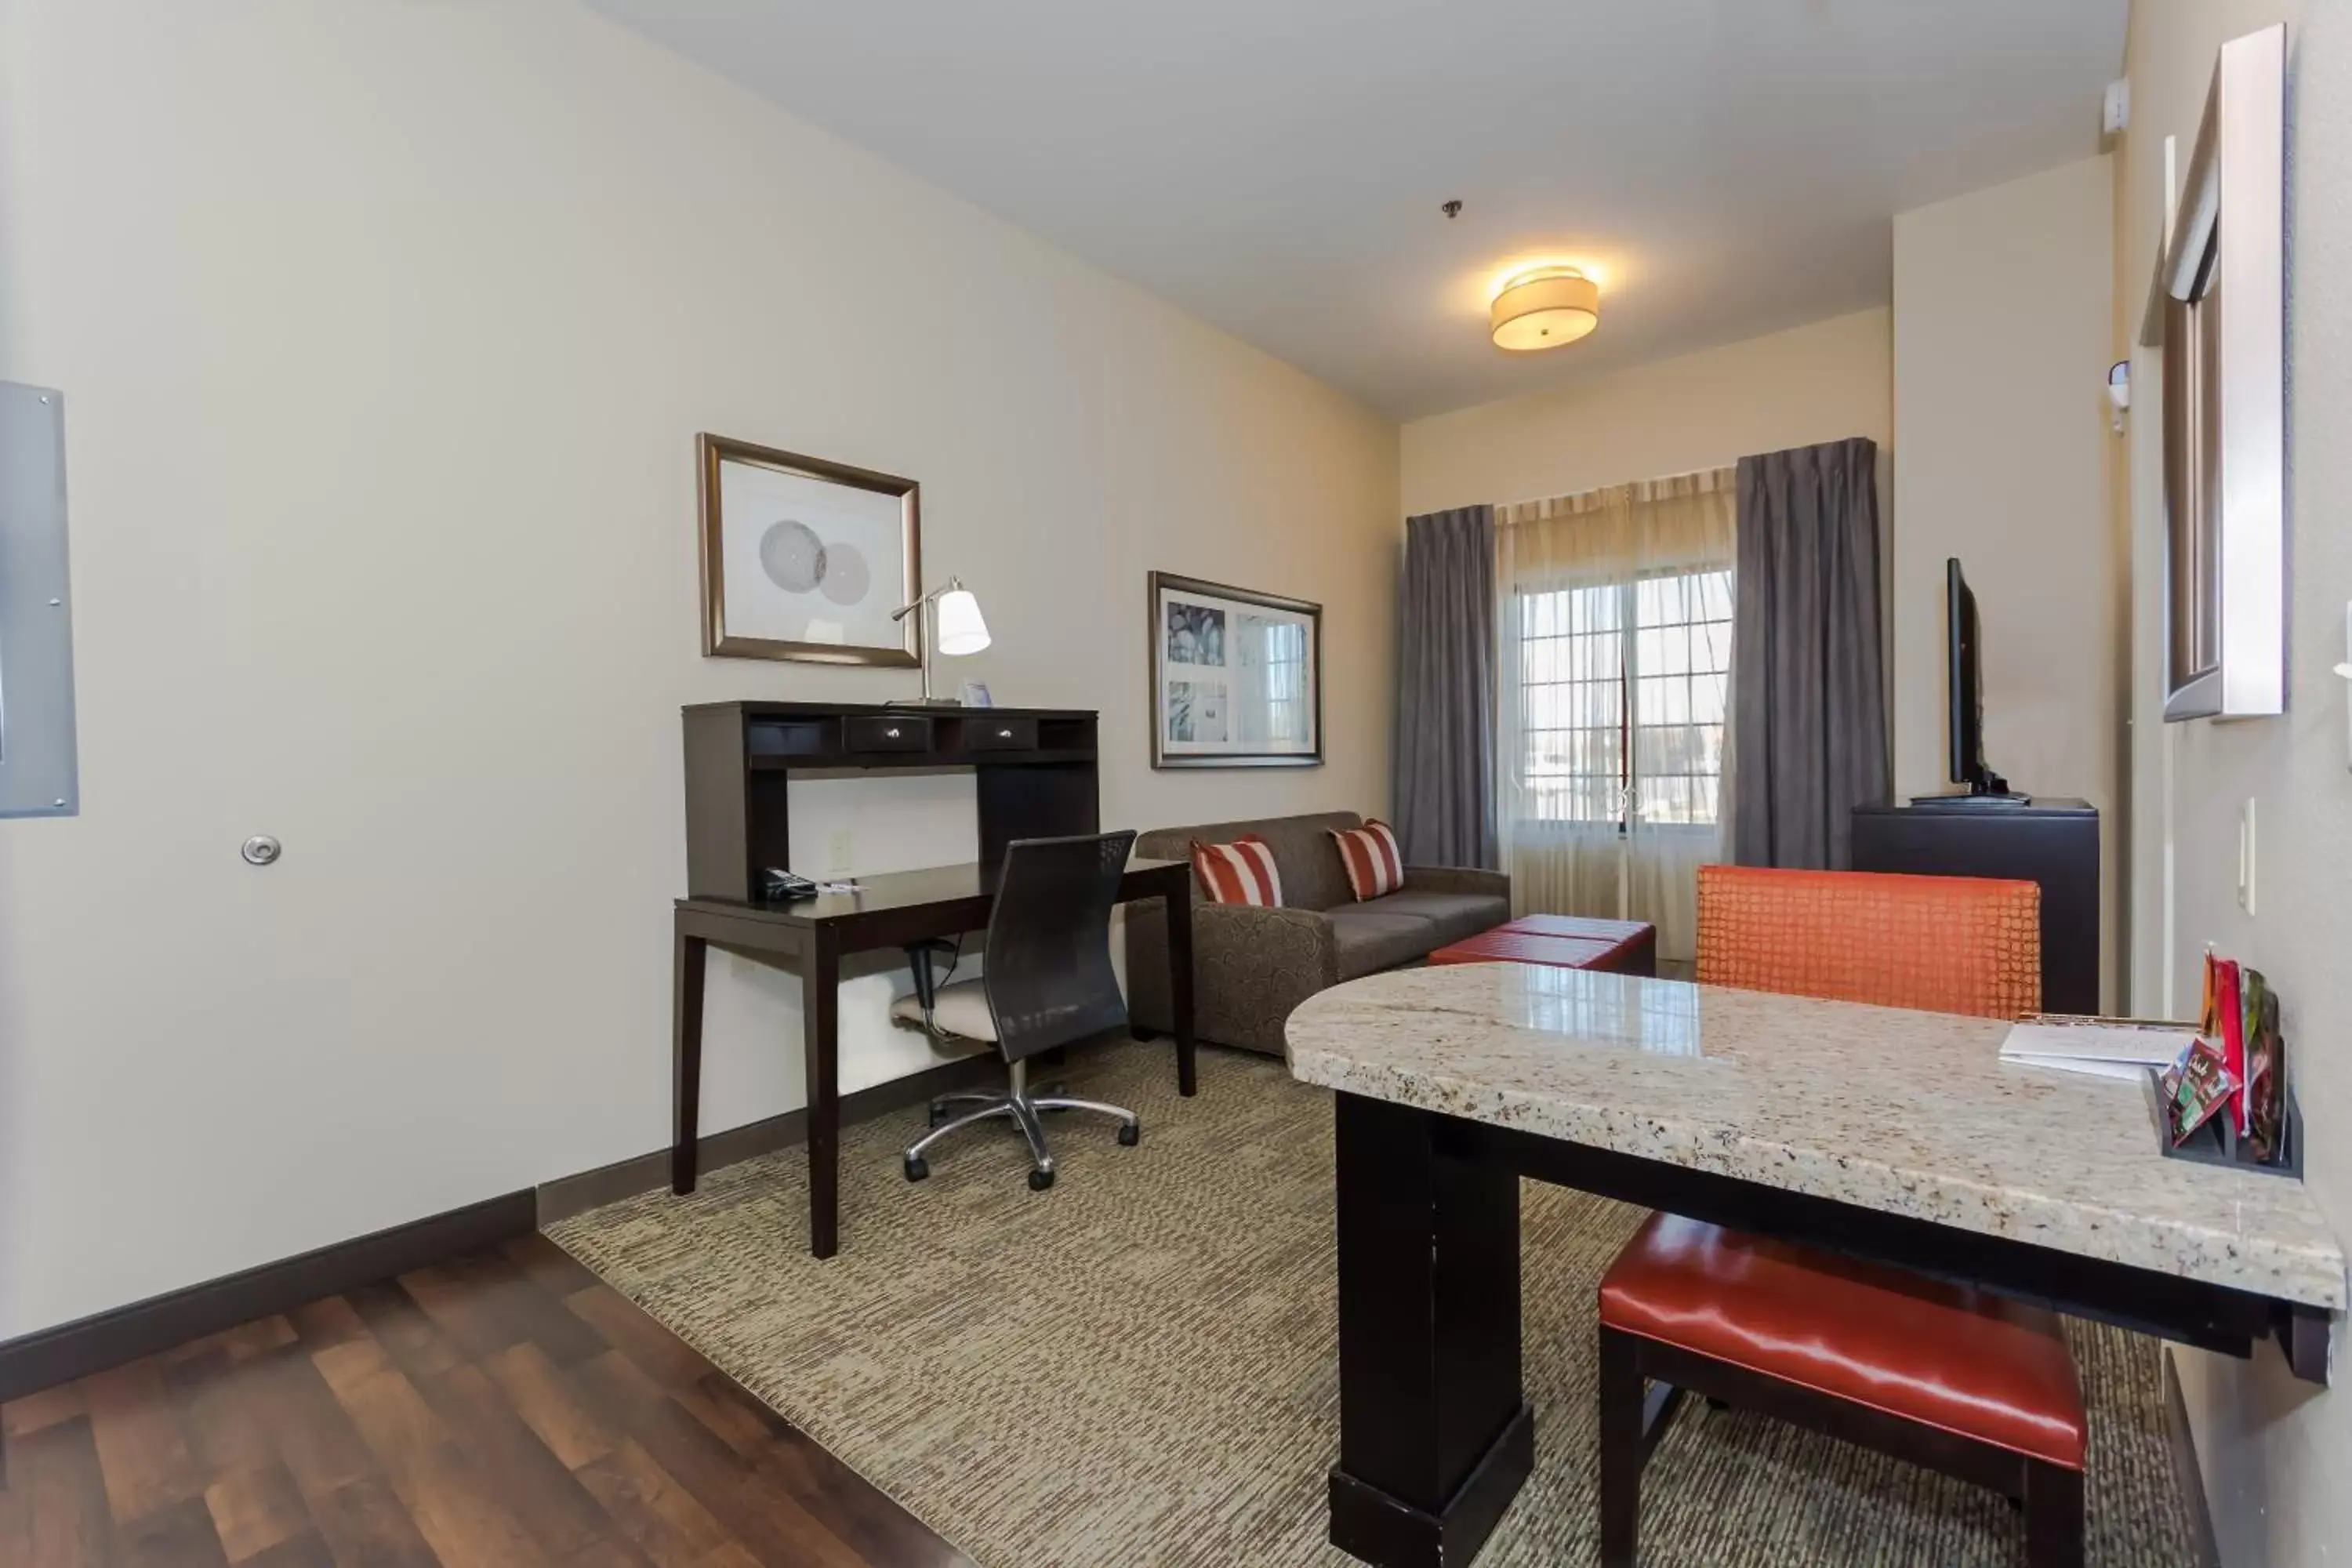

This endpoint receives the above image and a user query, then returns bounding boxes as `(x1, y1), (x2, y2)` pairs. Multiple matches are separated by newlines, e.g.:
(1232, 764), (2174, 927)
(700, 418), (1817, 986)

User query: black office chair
(891, 830), (1142, 1191)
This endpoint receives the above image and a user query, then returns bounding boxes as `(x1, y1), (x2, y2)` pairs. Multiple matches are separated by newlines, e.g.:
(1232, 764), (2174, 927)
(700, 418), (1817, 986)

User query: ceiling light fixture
(1490, 265), (1600, 351)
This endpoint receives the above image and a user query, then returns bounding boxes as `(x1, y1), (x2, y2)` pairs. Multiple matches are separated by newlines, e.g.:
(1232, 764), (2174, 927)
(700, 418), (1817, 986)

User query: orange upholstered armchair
(1598, 866), (2080, 1568)
(1695, 863), (2041, 1018)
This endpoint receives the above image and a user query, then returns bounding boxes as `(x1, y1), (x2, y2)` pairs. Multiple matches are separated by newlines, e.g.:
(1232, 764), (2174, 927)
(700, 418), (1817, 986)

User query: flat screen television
(1944, 559), (2022, 801)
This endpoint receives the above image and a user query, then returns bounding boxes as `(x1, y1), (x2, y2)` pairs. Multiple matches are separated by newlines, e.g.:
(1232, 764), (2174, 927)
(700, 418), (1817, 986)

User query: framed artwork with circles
(696, 433), (921, 665)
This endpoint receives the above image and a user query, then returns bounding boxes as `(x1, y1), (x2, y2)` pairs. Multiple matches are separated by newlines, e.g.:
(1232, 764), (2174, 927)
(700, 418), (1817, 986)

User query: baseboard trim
(535, 1051), (1003, 1225)
(2163, 1348), (2224, 1568)
(0, 1189), (535, 1403)
(2, 1051), (1030, 1402)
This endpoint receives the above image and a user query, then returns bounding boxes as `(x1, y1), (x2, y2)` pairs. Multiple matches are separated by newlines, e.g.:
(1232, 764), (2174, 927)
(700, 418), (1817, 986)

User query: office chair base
(902, 1067), (1138, 1190)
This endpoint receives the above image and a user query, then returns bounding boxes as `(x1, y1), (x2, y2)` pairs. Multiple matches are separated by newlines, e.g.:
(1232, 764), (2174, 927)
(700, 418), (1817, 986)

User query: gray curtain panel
(1730, 438), (1889, 869)
(1394, 506), (1499, 869)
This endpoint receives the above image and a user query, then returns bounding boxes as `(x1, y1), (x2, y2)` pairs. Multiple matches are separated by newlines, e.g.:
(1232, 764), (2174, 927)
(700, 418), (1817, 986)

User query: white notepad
(1999, 1018), (2198, 1082)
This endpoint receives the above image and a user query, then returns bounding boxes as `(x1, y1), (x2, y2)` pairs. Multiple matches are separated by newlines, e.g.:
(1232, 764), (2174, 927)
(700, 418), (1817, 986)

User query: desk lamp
(889, 577), (989, 705)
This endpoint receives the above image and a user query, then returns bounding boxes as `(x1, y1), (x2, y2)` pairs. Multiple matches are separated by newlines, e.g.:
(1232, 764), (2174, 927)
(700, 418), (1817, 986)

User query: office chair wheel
(1117, 1122), (1140, 1147)
(1028, 1167), (1054, 1192)
(904, 1156), (929, 1182)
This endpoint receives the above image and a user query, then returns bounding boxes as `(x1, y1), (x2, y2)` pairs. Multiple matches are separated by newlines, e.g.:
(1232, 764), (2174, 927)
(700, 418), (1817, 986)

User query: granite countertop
(1287, 964), (2347, 1311)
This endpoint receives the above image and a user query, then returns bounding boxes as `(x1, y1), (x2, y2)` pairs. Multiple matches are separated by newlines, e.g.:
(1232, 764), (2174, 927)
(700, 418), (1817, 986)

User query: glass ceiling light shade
(934, 587), (990, 655)
(1490, 266), (1600, 351)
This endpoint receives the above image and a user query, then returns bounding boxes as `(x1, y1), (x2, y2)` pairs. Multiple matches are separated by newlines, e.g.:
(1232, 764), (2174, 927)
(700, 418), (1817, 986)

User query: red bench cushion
(1429, 915), (1655, 972)
(1430, 931), (1624, 968)
(1497, 913), (1653, 944)
(1599, 1213), (2085, 1468)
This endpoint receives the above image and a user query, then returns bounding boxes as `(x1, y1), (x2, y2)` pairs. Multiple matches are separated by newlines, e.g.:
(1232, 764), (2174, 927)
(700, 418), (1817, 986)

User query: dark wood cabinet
(682, 701), (1102, 901)
(1851, 799), (2100, 1014)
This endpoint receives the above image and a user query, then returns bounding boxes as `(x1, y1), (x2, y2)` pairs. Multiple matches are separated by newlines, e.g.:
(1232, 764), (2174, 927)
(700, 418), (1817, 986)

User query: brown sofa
(1124, 811), (1510, 1055)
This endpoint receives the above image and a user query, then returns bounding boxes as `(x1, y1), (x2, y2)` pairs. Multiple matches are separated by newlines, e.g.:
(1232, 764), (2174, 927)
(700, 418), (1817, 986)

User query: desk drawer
(844, 714), (932, 753)
(964, 716), (1037, 751)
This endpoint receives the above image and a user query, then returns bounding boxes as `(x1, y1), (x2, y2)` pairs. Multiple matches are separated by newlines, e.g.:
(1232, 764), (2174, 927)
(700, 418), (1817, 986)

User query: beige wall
(1892, 155), (2118, 1007)
(0, 0), (1398, 1338)
(1399, 308), (1891, 516)
(2116, 4), (2352, 1563)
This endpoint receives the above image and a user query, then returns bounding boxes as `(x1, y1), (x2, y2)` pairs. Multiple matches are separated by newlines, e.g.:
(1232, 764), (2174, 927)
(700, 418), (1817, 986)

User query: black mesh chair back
(981, 830), (1137, 1065)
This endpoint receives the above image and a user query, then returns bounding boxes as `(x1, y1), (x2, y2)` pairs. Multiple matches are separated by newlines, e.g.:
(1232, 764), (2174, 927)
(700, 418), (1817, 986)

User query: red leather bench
(1595, 866), (2078, 1567)
(1599, 1213), (2086, 1566)
(1428, 913), (1657, 977)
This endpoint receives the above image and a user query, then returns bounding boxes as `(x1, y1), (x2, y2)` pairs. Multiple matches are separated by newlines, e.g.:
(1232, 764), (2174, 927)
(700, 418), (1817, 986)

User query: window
(1512, 567), (1731, 827)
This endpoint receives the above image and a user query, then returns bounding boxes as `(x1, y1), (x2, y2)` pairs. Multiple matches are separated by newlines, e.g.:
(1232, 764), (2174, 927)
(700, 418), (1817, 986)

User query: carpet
(550, 1042), (2201, 1566)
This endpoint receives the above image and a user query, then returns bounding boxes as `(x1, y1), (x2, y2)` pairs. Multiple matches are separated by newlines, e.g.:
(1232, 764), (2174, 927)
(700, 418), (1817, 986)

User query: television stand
(1853, 798), (2098, 1012)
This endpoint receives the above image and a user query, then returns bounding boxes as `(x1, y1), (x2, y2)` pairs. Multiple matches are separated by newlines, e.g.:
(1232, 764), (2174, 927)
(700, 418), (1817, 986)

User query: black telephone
(760, 867), (822, 901)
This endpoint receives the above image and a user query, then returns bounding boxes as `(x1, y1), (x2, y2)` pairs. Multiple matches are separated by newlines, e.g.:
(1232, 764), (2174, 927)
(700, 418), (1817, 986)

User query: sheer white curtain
(1494, 468), (1737, 962)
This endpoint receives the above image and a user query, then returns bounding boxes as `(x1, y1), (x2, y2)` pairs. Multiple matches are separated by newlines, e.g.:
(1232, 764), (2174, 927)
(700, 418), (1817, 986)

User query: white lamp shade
(934, 588), (990, 655)
(1490, 267), (1600, 352)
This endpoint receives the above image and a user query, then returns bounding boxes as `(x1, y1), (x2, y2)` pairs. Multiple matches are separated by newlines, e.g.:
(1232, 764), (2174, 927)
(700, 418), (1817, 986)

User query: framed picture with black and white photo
(1148, 571), (1323, 769)
(696, 433), (921, 666)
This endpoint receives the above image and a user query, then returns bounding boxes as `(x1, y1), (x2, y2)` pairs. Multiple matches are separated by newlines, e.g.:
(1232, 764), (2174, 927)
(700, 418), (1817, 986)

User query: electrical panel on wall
(0, 382), (79, 816)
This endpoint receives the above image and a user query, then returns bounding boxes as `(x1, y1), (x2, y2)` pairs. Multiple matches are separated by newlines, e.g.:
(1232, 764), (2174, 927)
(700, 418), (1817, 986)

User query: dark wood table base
(1330, 1404), (1533, 1568)
(1328, 1094), (1528, 1568)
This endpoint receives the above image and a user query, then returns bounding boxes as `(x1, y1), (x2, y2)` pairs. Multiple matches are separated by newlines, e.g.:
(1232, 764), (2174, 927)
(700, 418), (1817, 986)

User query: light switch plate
(2238, 797), (2258, 915)
(2336, 601), (2352, 771)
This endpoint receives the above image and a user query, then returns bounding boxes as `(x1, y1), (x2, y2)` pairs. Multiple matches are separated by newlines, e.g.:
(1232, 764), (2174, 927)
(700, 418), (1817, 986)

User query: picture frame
(697, 433), (921, 665)
(1148, 571), (1323, 769)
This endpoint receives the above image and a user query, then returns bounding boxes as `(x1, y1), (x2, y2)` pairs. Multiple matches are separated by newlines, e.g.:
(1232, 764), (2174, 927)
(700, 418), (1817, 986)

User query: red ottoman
(1429, 914), (1657, 977)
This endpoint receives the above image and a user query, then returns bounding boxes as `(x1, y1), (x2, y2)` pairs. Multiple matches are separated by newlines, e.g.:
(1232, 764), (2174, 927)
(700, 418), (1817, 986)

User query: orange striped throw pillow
(1330, 818), (1404, 901)
(1191, 835), (1283, 906)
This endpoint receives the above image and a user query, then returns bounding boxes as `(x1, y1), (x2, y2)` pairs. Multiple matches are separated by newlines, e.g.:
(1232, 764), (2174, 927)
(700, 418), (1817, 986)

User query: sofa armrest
(1403, 864), (1512, 901)
(1195, 902), (1340, 985)
(1125, 898), (1339, 1054)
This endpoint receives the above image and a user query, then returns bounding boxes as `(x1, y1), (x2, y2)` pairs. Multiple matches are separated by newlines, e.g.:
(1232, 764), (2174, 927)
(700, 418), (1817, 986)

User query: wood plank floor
(0, 1235), (974, 1567)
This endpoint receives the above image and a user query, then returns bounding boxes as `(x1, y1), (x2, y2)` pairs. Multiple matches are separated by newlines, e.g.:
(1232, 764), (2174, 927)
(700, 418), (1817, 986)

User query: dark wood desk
(671, 858), (1196, 1258)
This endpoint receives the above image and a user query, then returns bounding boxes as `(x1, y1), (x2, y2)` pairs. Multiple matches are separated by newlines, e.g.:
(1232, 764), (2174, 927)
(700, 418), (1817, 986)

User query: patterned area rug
(550, 1042), (2199, 1567)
